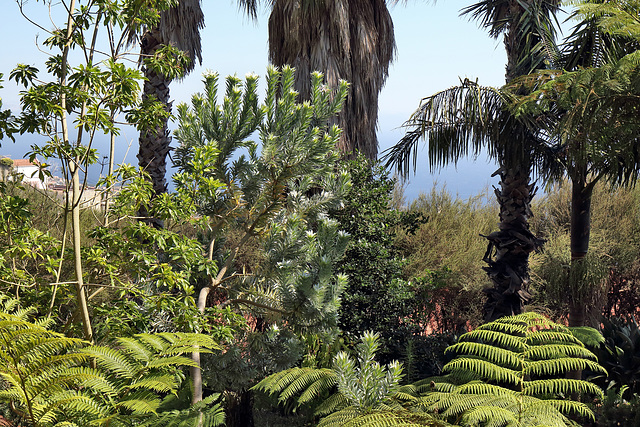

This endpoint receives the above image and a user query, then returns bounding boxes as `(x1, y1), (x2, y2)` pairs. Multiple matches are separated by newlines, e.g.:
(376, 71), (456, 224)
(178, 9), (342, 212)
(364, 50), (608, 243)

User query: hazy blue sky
(0, 0), (542, 201)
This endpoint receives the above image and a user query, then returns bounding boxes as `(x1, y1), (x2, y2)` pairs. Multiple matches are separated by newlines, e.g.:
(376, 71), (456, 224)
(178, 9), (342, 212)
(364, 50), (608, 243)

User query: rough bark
(137, 28), (172, 227)
(482, 161), (543, 322)
(224, 390), (254, 427)
(268, 0), (394, 161)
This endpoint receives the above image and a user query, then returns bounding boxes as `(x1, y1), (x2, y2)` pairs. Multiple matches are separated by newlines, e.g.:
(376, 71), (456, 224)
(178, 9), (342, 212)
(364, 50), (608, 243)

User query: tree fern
(0, 300), (100, 426)
(0, 295), (223, 426)
(420, 312), (606, 426)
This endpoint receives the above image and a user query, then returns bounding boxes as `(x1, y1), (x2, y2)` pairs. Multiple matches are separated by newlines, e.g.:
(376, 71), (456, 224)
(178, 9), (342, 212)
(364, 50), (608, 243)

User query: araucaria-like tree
(268, 0), (395, 161)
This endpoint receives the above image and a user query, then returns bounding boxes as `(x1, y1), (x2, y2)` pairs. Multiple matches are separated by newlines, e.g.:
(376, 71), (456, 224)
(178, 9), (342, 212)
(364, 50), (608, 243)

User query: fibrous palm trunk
(138, 27), (172, 212)
(478, 0), (557, 321)
(568, 171), (595, 328)
(483, 155), (542, 321)
(268, 0), (394, 161)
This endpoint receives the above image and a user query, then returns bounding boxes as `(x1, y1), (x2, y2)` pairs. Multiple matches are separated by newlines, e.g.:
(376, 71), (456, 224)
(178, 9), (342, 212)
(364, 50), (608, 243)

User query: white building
(0, 158), (48, 189)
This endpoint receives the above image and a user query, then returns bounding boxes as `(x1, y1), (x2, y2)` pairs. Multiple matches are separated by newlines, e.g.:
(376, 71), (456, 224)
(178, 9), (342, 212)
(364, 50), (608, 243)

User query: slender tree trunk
(58, 0), (92, 342)
(70, 163), (93, 342)
(190, 286), (209, 405)
(568, 177), (594, 328)
(482, 156), (542, 322)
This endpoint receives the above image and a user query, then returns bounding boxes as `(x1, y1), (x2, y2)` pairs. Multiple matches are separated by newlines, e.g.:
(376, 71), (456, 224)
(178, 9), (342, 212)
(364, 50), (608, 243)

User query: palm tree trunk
(224, 390), (254, 427)
(568, 177), (595, 328)
(482, 157), (542, 322)
(138, 27), (172, 228)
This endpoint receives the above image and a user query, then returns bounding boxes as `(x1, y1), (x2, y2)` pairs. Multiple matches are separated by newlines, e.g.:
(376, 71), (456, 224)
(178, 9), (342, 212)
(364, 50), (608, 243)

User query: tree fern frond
(570, 326), (605, 348)
(297, 372), (338, 404)
(455, 329), (525, 352)
(154, 332), (219, 355)
(443, 358), (522, 385)
(253, 367), (336, 402)
(147, 355), (199, 370)
(341, 410), (435, 427)
(526, 330), (583, 346)
(524, 378), (604, 399)
(81, 345), (137, 379)
(116, 394), (161, 415)
(314, 390), (349, 416)
(142, 394), (225, 427)
(543, 399), (595, 420)
(524, 343), (597, 361)
(128, 374), (179, 393)
(421, 313), (603, 425)
(114, 336), (153, 363)
(455, 382), (518, 397)
(446, 342), (522, 369)
(525, 357), (606, 377)
(461, 405), (517, 427)
(318, 406), (361, 427)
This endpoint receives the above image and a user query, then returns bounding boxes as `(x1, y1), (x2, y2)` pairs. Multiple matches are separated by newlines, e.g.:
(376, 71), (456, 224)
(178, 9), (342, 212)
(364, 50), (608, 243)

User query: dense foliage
(6, 0), (640, 425)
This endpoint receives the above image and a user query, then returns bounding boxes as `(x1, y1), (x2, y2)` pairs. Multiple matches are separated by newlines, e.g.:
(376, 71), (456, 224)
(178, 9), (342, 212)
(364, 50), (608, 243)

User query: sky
(0, 0), (537, 201)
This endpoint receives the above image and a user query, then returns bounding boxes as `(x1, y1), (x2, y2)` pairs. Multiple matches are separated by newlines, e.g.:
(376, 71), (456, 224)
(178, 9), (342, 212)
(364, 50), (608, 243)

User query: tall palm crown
(267, 0), (395, 161)
(137, 0), (204, 199)
(386, 0), (560, 321)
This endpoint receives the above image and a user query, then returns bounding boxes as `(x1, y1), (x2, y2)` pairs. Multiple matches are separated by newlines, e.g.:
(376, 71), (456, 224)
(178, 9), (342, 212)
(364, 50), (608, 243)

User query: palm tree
(135, 0), (204, 225)
(385, 0), (560, 321)
(511, 0), (640, 327)
(267, 0), (395, 161)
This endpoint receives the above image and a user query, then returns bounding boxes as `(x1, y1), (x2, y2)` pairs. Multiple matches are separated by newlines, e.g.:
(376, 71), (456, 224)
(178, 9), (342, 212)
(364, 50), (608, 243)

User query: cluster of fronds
(420, 312), (605, 426)
(0, 294), (224, 426)
(0, 297), (93, 426)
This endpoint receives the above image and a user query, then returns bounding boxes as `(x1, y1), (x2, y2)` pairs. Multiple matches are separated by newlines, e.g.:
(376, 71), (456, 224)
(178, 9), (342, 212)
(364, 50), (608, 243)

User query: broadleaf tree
(9, 0), (180, 342)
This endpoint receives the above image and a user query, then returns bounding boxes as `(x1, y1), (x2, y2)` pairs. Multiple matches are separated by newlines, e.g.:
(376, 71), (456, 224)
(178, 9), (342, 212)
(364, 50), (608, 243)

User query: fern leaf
(318, 406), (361, 427)
(115, 336), (153, 364)
(443, 358), (522, 385)
(314, 391), (349, 416)
(116, 394), (161, 415)
(81, 345), (137, 379)
(524, 343), (598, 361)
(461, 405), (517, 426)
(524, 378), (604, 399)
(525, 357), (606, 377)
(128, 374), (179, 393)
(147, 355), (199, 370)
(455, 329), (525, 353)
(543, 399), (595, 420)
(446, 342), (522, 369)
(297, 372), (338, 404)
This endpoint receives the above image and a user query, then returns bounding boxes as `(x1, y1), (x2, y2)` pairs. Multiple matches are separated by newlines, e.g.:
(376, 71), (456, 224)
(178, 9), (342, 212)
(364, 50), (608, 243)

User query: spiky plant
(420, 312), (606, 426)
(254, 332), (447, 426)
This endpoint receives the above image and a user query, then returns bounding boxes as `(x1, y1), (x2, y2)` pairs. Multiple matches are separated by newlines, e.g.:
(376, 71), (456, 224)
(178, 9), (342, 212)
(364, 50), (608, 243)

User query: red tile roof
(11, 159), (38, 167)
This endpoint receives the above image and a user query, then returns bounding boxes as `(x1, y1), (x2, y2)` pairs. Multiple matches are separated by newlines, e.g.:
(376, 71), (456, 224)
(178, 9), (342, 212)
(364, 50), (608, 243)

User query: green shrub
(397, 188), (497, 331)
